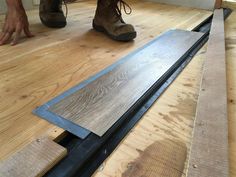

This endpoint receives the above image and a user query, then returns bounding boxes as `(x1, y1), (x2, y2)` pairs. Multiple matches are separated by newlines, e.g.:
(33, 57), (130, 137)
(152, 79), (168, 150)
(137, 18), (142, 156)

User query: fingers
(11, 26), (34, 46)
(0, 23), (13, 45)
(24, 27), (34, 38)
(0, 27), (34, 46)
(0, 27), (5, 39)
(0, 7), (34, 46)
(11, 24), (22, 46)
(0, 23), (7, 41)
(0, 32), (13, 46)
(0, 32), (4, 41)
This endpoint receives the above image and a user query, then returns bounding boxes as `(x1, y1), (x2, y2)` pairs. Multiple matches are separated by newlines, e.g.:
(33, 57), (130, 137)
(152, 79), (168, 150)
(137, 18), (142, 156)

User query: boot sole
(92, 20), (136, 42)
(40, 16), (67, 28)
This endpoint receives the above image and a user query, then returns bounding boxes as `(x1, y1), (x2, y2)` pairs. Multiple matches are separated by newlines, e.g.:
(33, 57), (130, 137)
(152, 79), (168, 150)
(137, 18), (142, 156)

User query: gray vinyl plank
(48, 29), (204, 136)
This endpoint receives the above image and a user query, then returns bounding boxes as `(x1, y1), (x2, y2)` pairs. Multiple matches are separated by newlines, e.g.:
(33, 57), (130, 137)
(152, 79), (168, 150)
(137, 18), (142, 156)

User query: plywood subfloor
(0, 0), (212, 163)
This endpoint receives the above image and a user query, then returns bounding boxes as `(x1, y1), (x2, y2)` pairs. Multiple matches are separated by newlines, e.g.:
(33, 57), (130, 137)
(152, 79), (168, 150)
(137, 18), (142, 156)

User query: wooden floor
(1, 0), (235, 176)
(225, 10), (236, 177)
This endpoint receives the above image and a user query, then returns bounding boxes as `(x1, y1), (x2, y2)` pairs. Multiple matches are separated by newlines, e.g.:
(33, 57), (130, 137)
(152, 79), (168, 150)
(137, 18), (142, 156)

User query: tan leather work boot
(93, 0), (137, 41)
(39, 0), (67, 28)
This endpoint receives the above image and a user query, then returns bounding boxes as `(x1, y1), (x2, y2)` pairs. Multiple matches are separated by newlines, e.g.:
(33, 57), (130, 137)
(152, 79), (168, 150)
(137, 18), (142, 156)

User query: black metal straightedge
(44, 8), (232, 177)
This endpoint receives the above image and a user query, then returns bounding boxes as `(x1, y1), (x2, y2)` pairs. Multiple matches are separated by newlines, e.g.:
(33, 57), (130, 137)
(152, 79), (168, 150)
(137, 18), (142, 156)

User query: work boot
(93, 0), (137, 41)
(39, 0), (67, 28)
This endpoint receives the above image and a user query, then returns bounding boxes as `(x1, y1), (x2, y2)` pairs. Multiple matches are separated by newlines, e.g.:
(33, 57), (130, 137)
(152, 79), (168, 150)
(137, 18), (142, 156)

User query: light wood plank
(48, 30), (203, 136)
(0, 138), (67, 177)
(187, 9), (228, 177)
(225, 10), (236, 177)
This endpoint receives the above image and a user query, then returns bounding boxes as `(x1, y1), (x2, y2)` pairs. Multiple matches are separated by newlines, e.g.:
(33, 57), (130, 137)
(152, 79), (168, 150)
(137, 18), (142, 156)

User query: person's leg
(39, 0), (67, 28)
(93, 0), (136, 41)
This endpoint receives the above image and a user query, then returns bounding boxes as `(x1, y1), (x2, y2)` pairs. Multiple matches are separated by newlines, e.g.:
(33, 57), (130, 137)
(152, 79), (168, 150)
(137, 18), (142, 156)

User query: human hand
(0, 0), (34, 46)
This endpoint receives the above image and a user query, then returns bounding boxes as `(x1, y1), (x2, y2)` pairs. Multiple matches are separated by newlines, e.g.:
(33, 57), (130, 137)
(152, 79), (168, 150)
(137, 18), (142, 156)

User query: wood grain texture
(0, 138), (67, 177)
(93, 43), (208, 177)
(0, 0), (212, 171)
(225, 10), (236, 177)
(49, 30), (203, 136)
(93, 9), (236, 176)
(94, 4), (236, 177)
(223, 0), (236, 10)
(121, 139), (187, 177)
(187, 9), (229, 177)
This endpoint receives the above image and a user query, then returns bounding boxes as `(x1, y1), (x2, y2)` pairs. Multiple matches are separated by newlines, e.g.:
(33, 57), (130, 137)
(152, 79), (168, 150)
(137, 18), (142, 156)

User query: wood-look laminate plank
(0, 138), (67, 177)
(48, 29), (204, 136)
(187, 9), (229, 177)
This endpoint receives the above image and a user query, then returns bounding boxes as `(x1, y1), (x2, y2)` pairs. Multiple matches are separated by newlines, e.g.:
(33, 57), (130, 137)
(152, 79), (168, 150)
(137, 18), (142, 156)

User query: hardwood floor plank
(42, 29), (204, 136)
(0, 138), (67, 177)
(187, 9), (229, 177)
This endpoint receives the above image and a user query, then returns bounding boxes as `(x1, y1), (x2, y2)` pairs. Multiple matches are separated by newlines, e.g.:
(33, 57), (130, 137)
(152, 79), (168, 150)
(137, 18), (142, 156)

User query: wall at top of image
(149, 0), (216, 10)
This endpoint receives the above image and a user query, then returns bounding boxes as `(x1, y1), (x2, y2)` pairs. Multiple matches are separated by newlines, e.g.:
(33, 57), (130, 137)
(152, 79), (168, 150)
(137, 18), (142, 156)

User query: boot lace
(52, 0), (68, 17)
(113, 0), (132, 22)
(62, 0), (68, 18)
